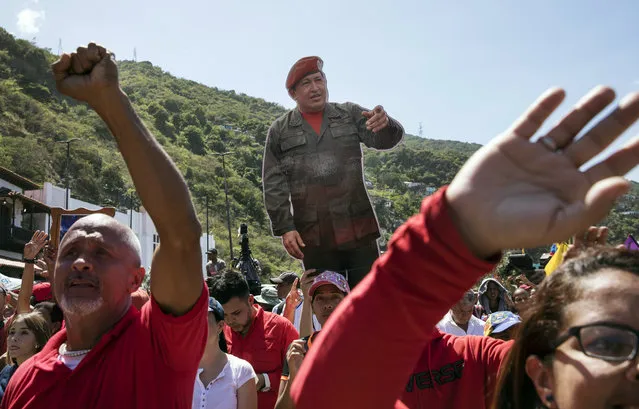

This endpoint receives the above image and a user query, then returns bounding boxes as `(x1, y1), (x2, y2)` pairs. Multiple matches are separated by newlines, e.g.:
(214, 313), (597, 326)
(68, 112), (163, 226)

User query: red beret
(286, 56), (324, 90)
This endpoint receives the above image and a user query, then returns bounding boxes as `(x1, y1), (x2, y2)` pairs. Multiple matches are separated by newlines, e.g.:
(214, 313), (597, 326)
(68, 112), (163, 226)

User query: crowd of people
(0, 41), (637, 409)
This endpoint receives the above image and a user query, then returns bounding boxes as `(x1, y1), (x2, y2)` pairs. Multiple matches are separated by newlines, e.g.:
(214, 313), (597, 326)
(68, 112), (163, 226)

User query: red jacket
(291, 188), (501, 409)
(224, 305), (299, 409)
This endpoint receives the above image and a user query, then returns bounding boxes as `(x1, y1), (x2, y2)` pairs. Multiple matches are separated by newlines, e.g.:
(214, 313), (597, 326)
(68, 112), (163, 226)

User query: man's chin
(59, 296), (104, 317)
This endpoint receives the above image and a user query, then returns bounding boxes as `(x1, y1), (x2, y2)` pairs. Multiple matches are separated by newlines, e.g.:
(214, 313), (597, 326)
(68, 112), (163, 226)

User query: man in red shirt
(209, 271), (299, 409)
(1, 43), (207, 409)
(290, 85), (639, 409)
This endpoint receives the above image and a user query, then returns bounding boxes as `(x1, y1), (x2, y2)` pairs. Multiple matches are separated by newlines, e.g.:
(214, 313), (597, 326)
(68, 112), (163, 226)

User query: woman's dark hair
(209, 308), (228, 353)
(8, 312), (52, 365)
(34, 302), (63, 324)
(493, 248), (639, 409)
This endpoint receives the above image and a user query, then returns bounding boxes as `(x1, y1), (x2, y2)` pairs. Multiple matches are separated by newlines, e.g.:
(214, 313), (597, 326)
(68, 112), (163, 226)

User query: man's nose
(72, 256), (93, 272)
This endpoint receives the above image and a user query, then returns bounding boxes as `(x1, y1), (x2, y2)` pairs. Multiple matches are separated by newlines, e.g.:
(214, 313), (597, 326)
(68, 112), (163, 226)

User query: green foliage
(0, 27), (637, 277)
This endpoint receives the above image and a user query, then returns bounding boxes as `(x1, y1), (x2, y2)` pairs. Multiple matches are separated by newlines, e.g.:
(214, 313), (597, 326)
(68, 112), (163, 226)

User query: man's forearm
(91, 89), (200, 241)
(275, 379), (295, 409)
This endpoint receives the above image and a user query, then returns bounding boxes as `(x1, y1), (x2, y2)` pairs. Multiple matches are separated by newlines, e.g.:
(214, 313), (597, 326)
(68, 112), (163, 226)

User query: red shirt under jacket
(291, 187), (502, 409)
(1, 285), (208, 409)
(224, 304), (299, 409)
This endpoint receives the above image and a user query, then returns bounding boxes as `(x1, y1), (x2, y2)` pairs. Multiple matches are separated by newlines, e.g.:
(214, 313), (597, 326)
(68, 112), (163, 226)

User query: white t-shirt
(436, 311), (485, 336)
(192, 354), (256, 409)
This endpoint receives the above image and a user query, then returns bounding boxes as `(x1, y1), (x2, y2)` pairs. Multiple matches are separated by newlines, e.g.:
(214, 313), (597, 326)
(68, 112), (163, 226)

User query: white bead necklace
(58, 343), (91, 357)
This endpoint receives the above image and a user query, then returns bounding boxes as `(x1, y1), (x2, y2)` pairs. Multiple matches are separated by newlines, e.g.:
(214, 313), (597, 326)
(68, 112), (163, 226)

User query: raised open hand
(447, 86), (639, 258)
(23, 230), (48, 260)
(52, 42), (119, 107)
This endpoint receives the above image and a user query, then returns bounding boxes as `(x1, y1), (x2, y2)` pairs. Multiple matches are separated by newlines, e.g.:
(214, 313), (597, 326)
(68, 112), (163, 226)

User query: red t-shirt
(301, 111), (323, 135)
(291, 187), (501, 409)
(401, 329), (512, 409)
(1, 286), (208, 409)
(224, 305), (299, 409)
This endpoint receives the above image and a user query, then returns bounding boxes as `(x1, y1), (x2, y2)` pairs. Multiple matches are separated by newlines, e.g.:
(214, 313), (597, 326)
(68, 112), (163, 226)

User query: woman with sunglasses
(492, 247), (639, 409)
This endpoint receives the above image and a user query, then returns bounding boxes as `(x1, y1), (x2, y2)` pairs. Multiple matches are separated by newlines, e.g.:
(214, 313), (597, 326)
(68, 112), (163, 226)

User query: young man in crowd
(271, 272), (298, 309)
(209, 271), (299, 409)
(205, 248), (226, 277)
(290, 86), (639, 408)
(1, 43), (208, 409)
(275, 270), (350, 409)
(271, 272), (320, 333)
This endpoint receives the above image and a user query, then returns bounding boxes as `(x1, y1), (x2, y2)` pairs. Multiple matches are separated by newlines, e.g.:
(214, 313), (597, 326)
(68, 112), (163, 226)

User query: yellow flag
(544, 242), (569, 276)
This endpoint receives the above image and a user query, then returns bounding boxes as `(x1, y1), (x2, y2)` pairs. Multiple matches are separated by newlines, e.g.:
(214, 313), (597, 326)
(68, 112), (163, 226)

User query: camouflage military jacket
(262, 102), (404, 248)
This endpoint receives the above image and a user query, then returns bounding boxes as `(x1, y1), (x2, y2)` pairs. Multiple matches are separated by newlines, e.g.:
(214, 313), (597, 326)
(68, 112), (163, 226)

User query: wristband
(260, 373), (271, 392)
(23, 258), (36, 264)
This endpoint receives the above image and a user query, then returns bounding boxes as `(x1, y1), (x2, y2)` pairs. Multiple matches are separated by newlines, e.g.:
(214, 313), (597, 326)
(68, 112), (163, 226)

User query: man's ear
(288, 88), (297, 101)
(129, 267), (145, 293)
(525, 355), (556, 408)
(248, 294), (255, 305)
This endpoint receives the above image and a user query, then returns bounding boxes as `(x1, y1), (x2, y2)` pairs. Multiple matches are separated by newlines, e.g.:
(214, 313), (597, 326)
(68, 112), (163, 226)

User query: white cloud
(16, 8), (45, 35)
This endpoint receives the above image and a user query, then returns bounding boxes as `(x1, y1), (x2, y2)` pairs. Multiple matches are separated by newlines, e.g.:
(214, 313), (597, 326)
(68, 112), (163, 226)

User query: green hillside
(1, 28), (637, 278)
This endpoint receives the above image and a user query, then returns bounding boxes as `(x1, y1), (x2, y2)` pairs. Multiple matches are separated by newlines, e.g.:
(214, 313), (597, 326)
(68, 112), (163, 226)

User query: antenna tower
(418, 122), (423, 138)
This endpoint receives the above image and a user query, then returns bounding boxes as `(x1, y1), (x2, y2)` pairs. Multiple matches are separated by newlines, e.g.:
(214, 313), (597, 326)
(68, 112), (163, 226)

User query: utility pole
(57, 38), (62, 56)
(57, 138), (80, 209)
(133, 47), (137, 62)
(205, 195), (209, 251)
(129, 192), (134, 228)
(213, 152), (234, 260)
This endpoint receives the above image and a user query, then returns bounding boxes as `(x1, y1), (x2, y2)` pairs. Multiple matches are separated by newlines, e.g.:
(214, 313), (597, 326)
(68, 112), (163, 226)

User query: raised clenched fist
(52, 42), (119, 107)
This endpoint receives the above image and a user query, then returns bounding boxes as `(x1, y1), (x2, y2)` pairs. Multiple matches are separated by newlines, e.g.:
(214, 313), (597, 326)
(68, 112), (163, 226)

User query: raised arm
(52, 43), (202, 315)
(291, 86), (639, 408)
(16, 231), (48, 314)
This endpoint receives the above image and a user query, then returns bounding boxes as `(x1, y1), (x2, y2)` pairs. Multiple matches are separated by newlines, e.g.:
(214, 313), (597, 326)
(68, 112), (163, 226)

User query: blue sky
(2, 0), (638, 181)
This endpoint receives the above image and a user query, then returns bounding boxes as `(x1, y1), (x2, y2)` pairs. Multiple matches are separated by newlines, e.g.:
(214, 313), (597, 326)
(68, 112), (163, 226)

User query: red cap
(286, 56), (324, 90)
(131, 288), (150, 311)
(32, 282), (52, 303)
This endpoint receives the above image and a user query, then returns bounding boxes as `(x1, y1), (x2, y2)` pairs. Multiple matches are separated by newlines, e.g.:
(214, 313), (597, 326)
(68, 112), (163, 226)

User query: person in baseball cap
(277, 270), (351, 407)
(270, 272), (298, 300)
(484, 311), (522, 340)
(308, 271), (351, 321)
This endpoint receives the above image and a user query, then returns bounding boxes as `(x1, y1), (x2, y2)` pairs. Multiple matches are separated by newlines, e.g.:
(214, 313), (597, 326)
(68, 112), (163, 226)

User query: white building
(0, 167), (214, 279)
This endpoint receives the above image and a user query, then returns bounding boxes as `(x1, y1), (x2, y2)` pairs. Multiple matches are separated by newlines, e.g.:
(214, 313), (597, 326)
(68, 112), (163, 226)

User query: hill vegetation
(1, 28), (637, 278)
